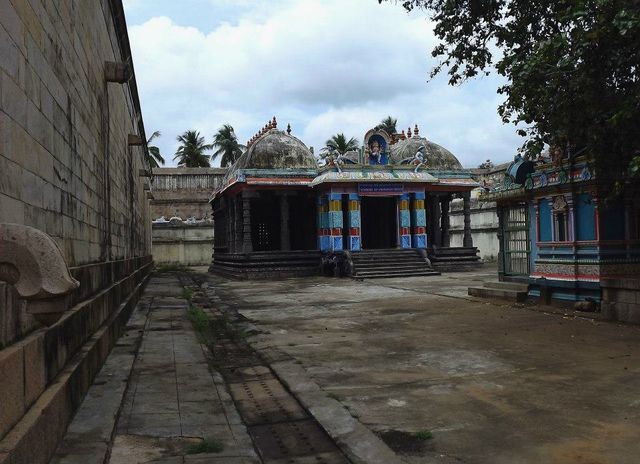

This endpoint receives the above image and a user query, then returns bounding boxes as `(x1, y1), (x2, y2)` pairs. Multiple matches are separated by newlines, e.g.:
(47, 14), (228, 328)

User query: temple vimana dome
(232, 123), (317, 171)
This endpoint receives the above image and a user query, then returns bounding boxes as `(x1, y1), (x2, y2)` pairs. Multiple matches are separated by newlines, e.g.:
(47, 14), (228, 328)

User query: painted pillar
(462, 191), (473, 247)
(347, 193), (361, 251)
(398, 193), (411, 248)
(317, 195), (330, 251)
(566, 195), (575, 242)
(441, 195), (451, 247)
(242, 193), (253, 253)
(411, 192), (427, 248)
(280, 194), (290, 251)
(328, 193), (343, 251)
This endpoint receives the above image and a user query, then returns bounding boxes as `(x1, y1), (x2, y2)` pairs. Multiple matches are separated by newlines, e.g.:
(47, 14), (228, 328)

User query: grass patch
(182, 287), (194, 301)
(188, 306), (214, 344)
(414, 430), (433, 441)
(185, 437), (224, 454)
(155, 263), (191, 273)
(326, 392), (341, 401)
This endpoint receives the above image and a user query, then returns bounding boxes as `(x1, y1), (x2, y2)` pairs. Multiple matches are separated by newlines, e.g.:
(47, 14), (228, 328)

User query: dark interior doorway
(361, 196), (398, 249)
(289, 194), (317, 250)
(251, 195), (280, 251)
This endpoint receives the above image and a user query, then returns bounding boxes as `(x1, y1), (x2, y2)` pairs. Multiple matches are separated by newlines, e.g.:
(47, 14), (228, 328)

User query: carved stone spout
(0, 224), (79, 326)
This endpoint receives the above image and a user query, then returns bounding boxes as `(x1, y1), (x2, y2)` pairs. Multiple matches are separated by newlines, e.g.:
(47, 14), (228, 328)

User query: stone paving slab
(204, 269), (640, 464)
(49, 275), (259, 464)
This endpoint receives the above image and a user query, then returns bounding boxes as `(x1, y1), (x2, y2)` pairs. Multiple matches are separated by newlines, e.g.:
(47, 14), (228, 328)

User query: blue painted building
(482, 154), (640, 302)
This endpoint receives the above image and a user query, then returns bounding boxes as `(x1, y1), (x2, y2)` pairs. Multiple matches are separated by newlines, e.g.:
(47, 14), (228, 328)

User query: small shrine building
(481, 152), (640, 304)
(210, 119), (481, 278)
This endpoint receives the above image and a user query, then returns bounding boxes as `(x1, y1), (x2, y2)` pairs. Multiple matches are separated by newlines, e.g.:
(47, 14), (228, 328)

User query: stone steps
(428, 247), (483, 272)
(350, 249), (439, 279)
(468, 281), (529, 302)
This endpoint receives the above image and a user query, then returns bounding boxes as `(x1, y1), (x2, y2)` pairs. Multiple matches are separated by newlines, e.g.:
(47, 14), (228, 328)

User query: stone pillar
(347, 193), (361, 251)
(328, 193), (343, 251)
(496, 206), (505, 280)
(411, 192), (427, 248)
(463, 191), (473, 247)
(242, 192), (253, 253)
(227, 197), (234, 252)
(440, 195), (450, 248)
(234, 197), (242, 253)
(280, 194), (290, 251)
(432, 195), (442, 247)
(398, 194), (411, 248)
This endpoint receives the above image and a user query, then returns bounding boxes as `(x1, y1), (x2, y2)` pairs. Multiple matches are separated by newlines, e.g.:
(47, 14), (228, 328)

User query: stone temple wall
(151, 167), (226, 266)
(0, 1), (152, 462)
(450, 196), (500, 261)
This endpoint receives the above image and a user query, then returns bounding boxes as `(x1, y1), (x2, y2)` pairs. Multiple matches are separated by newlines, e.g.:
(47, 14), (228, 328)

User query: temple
(210, 118), (482, 278)
(480, 151), (640, 305)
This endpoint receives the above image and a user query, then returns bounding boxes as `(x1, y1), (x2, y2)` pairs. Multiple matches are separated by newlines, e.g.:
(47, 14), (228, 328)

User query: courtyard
(202, 267), (640, 464)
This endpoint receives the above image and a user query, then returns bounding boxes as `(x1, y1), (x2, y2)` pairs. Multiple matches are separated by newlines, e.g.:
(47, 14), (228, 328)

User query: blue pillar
(411, 192), (427, 248)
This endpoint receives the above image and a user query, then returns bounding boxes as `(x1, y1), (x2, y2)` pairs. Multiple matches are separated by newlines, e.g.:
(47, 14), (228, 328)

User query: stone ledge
(0, 268), (150, 464)
(267, 359), (403, 464)
(601, 278), (640, 291)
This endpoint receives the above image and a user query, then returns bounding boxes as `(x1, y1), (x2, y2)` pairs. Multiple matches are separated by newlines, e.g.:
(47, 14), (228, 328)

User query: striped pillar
(398, 193), (411, 248)
(328, 193), (344, 251)
(347, 193), (361, 251)
(411, 192), (428, 248)
(317, 195), (330, 251)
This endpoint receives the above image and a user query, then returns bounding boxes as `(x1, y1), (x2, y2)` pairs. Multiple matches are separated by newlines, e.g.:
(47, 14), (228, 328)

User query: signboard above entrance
(358, 183), (404, 196)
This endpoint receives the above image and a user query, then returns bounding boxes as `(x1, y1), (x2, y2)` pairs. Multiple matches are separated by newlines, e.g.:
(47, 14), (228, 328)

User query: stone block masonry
(0, 0), (153, 462)
(151, 167), (226, 265)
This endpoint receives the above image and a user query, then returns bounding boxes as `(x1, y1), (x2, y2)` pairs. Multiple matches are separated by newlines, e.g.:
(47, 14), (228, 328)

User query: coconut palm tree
(378, 116), (398, 134)
(173, 130), (213, 167)
(145, 130), (165, 169)
(212, 124), (245, 167)
(321, 133), (360, 159)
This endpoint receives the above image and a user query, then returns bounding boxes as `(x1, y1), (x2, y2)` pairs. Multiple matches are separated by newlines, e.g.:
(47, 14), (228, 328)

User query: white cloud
(129, 0), (522, 167)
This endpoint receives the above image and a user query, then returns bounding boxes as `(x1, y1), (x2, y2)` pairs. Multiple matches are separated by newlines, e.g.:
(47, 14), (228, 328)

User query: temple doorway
(289, 195), (317, 250)
(251, 195), (280, 251)
(361, 196), (398, 249)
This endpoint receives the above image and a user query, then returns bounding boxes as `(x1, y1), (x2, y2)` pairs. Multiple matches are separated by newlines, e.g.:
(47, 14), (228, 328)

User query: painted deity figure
(370, 140), (382, 164)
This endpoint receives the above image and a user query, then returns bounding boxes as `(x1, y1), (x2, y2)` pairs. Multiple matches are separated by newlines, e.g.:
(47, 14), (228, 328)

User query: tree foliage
(145, 130), (165, 169)
(212, 124), (245, 167)
(379, 116), (398, 134)
(380, 0), (640, 187)
(174, 130), (213, 167)
(321, 133), (360, 158)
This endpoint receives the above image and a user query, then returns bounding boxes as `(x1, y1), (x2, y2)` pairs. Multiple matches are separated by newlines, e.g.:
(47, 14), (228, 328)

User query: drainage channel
(182, 275), (351, 464)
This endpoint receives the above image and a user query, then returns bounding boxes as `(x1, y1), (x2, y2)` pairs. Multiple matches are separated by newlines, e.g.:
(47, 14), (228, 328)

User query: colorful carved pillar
(347, 193), (361, 251)
(328, 193), (343, 250)
(411, 192), (427, 248)
(317, 195), (330, 251)
(398, 193), (411, 248)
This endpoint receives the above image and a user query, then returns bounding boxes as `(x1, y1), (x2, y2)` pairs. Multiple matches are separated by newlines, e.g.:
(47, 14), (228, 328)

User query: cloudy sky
(124, 0), (522, 168)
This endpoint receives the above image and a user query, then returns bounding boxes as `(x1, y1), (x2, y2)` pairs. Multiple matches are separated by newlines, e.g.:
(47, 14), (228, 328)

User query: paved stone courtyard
(204, 267), (640, 464)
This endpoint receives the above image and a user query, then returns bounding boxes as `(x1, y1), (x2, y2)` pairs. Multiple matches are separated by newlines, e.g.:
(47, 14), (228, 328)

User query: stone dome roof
(390, 136), (463, 170)
(234, 129), (317, 170)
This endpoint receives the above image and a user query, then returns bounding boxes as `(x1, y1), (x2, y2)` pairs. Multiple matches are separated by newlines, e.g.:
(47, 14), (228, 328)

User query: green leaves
(174, 130), (213, 168)
(380, 0), (640, 192)
(212, 124), (244, 168)
(322, 133), (360, 157)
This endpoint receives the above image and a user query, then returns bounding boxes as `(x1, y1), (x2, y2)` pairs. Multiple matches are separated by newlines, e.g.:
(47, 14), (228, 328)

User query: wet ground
(202, 267), (640, 464)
